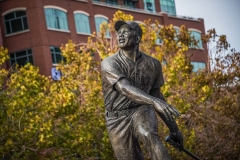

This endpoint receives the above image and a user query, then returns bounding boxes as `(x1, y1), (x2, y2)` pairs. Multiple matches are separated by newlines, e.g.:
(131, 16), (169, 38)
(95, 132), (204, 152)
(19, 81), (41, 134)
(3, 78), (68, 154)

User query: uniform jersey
(101, 50), (164, 111)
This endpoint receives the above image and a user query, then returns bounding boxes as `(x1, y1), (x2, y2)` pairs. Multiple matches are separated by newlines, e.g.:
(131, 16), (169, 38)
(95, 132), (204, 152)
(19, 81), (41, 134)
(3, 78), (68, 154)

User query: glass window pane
(50, 16), (57, 28)
(16, 57), (28, 66)
(16, 50), (27, 57)
(10, 53), (15, 59)
(11, 60), (15, 65)
(162, 1), (167, 5)
(44, 8), (53, 16)
(55, 54), (62, 63)
(51, 53), (55, 63)
(5, 21), (11, 34)
(23, 17), (28, 30)
(16, 11), (26, 17)
(54, 47), (61, 52)
(4, 12), (15, 20)
(27, 49), (32, 55)
(11, 18), (23, 33)
(28, 55), (34, 64)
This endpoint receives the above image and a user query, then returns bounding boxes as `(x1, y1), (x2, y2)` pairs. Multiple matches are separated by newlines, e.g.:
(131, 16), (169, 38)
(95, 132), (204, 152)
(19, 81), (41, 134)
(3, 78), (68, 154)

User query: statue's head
(115, 20), (142, 50)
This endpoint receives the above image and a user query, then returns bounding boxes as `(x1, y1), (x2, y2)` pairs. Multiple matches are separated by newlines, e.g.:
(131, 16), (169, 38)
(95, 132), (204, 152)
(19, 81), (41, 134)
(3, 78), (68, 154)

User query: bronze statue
(101, 20), (183, 160)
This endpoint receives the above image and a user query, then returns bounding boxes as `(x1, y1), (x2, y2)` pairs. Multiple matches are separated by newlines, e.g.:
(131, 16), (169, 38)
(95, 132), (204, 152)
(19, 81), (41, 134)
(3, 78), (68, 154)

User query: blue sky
(175, 0), (240, 52)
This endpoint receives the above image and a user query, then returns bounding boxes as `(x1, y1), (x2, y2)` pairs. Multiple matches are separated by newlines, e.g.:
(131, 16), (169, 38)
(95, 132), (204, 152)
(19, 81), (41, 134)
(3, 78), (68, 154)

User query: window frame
(191, 62), (206, 72)
(144, 0), (156, 12)
(94, 15), (110, 37)
(74, 11), (91, 35)
(10, 49), (34, 66)
(50, 46), (65, 65)
(44, 6), (70, 32)
(2, 8), (29, 36)
(151, 24), (163, 45)
(160, 0), (176, 15)
(188, 28), (203, 49)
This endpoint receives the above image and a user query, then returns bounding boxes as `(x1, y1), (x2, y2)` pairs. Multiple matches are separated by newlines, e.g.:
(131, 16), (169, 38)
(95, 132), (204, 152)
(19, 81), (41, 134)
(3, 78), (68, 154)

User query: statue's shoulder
(141, 52), (160, 64)
(101, 52), (119, 68)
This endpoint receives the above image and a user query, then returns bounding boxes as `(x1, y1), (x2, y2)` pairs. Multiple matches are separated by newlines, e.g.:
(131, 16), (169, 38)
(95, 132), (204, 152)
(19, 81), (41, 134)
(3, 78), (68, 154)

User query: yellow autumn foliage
(0, 10), (239, 160)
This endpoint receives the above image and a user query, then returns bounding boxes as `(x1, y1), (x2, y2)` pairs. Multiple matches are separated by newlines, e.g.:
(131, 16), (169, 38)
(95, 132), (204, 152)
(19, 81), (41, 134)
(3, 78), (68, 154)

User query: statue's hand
(169, 131), (184, 151)
(152, 98), (181, 120)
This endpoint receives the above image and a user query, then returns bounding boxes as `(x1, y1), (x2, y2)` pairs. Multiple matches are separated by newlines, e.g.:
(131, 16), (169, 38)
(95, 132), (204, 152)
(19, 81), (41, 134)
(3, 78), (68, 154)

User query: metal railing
(92, 1), (200, 21)
(92, 1), (156, 14)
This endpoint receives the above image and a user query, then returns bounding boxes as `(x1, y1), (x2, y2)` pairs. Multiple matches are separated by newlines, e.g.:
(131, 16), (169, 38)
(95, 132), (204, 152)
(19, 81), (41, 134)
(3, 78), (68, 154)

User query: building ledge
(168, 14), (200, 22)
(92, 1), (161, 16)
(5, 29), (30, 37)
(77, 32), (92, 36)
(92, 1), (201, 22)
(47, 28), (71, 33)
(74, 0), (88, 3)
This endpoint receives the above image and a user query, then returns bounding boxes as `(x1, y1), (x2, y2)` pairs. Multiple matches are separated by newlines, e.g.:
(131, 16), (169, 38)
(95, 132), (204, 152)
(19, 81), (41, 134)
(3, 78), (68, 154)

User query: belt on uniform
(106, 106), (139, 118)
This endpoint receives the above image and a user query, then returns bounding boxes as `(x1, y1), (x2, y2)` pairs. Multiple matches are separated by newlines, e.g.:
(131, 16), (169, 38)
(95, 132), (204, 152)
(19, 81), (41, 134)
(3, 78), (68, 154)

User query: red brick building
(0, 0), (208, 76)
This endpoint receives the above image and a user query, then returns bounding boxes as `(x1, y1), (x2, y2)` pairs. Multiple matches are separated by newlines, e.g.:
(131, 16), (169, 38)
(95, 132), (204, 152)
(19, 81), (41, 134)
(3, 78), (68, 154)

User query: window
(151, 24), (162, 44)
(10, 49), (33, 66)
(160, 0), (176, 15)
(144, 0), (155, 12)
(74, 12), (91, 34)
(156, 36), (162, 44)
(190, 30), (203, 49)
(174, 27), (179, 41)
(95, 16), (109, 37)
(191, 62), (206, 72)
(50, 47), (65, 64)
(4, 10), (28, 35)
(106, 0), (117, 5)
(124, 0), (136, 8)
(44, 7), (69, 31)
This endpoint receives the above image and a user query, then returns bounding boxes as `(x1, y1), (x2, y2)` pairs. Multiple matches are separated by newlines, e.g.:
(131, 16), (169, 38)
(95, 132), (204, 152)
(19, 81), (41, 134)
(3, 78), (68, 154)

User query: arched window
(74, 11), (91, 34)
(189, 29), (203, 49)
(174, 26), (179, 41)
(191, 62), (206, 72)
(3, 8), (28, 35)
(44, 6), (69, 31)
(151, 24), (162, 45)
(144, 0), (156, 12)
(94, 15), (109, 36)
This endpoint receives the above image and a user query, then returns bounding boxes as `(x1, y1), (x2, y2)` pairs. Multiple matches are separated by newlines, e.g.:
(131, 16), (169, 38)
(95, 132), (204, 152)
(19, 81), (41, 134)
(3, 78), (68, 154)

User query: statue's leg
(132, 105), (171, 160)
(106, 114), (144, 160)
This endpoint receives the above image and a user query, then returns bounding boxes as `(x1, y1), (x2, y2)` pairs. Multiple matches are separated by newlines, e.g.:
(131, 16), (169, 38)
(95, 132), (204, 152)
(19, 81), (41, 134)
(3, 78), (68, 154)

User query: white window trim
(2, 7), (27, 16)
(173, 26), (180, 30)
(77, 32), (92, 36)
(5, 29), (30, 37)
(94, 14), (109, 20)
(44, 5), (67, 13)
(188, 28), (202, 33)
(73, 10), (89, 16)
(47, 28), (70, 33)
(150, 23), (162, 28)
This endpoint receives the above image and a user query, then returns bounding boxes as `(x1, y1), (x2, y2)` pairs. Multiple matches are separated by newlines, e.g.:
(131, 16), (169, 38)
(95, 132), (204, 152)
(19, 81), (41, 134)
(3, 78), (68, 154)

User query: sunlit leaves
(0, 10), (239, 160)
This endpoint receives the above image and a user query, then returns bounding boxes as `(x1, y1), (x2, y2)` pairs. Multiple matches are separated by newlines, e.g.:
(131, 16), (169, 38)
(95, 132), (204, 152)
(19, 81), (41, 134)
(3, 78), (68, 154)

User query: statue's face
(117, 24), (136, 50)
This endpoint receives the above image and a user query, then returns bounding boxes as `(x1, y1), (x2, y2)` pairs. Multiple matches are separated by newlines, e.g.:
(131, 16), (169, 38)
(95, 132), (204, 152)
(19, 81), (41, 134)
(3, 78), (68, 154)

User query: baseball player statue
(101, 20), (183, 160)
